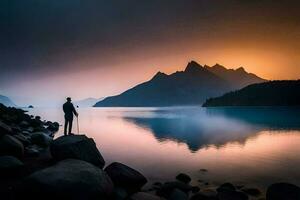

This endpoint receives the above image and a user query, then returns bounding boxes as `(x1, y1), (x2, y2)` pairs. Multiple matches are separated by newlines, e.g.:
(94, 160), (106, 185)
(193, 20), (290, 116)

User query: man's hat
(66, 97), (72, 101)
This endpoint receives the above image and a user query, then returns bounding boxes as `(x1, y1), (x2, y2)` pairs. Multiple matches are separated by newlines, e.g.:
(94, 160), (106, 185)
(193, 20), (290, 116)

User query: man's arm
(72, 104), (78, 117)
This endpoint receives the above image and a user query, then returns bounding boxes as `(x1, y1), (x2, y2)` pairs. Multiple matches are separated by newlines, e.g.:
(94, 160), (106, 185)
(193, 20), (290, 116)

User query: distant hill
(0, 95), (17, 107)
(94, 61), (266, 107)
(73, 97), (104, 108)
(203, 80), (300, 107)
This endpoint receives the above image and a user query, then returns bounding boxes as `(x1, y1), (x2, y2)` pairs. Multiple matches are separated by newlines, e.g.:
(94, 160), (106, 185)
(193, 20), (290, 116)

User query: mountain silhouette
(203, 80), (300, 107)
(0, 95), (17, 107)
(204, 64), (266, 88)
(94, 61), (265, 107)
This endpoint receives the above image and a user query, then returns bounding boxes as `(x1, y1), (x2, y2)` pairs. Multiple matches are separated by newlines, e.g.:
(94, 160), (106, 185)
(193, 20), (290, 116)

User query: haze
(1, 0), (299, 106)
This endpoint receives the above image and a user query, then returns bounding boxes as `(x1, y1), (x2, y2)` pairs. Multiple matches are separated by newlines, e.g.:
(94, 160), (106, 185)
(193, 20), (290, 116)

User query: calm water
(27, 106), (300, 190)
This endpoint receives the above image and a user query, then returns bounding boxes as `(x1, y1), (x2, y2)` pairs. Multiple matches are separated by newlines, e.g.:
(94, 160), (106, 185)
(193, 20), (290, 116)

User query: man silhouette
(63, 97), (78, 135)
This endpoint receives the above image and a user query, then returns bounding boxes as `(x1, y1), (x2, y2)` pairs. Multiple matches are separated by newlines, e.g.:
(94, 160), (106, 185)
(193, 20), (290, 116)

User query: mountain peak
(236, 67), (246, 73)
(152, 71), (167, 80)
(212, 63), (226, 70)
(185, 61), (203, 72)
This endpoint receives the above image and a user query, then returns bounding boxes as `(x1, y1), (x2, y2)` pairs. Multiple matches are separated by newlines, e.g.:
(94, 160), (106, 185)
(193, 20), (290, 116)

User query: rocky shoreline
(0, 103), (300, 200)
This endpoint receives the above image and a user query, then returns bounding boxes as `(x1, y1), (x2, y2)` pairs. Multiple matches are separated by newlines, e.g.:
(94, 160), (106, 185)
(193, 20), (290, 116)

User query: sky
(1, 0), (300, 106)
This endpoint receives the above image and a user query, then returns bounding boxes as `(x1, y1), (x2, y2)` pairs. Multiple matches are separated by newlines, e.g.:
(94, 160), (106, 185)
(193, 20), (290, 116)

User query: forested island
(203, 80), (300, 107)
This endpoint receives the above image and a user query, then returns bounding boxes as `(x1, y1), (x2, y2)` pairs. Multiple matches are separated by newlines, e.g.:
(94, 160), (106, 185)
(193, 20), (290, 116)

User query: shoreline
(1, 103), (300, 199)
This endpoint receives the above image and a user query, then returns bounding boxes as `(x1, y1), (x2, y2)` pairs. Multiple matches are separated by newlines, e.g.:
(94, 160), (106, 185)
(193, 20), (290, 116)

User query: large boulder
(15, 159), (114, 200)
(266, 183), (300, 200)
(105, 162), (147, 193)
(50, 135), (105, 168)
(0, 134), (24, 158)
(0, 121), (12, 136)
(0, 155), (25, 178)
(30, 132), (52, 147)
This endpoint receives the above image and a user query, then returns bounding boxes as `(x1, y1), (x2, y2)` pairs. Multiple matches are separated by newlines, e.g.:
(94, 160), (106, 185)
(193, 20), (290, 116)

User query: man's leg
(64, 119), (68, 136)
(68, 119), (73, 135)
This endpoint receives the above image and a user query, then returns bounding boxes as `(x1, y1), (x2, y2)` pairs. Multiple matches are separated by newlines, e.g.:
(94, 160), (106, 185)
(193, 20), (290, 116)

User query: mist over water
(27, 106), (300, 190)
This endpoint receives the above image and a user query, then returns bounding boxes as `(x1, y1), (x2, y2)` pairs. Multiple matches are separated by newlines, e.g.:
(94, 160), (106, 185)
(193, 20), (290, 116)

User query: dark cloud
(1, 0), (300, 85)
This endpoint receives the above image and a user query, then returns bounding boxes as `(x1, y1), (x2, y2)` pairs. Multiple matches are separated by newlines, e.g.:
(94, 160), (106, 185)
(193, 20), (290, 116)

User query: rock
(112, 187), (128, 200)
(29, 118), (42, 127)
(156, 181), (192, 198)
(217, 190), (248, 200)
(50, 135), (105, 168)
(169, 188), (188, 200)
(26, 127), (34, 133)
(0, 155), (24, 178)
(19, 120), (30, 128)
(46, 122), (59, 132)
(266, 183), (300, 200)
(0, 134), (24, 158)
(13, 134), (31, 146)
(152, 182), (163, 190)
(241, 187), (261, 196)
(105, 162), (147, 193)
(24, 146), (40, 157)
(176, 173), (191, 184)
(217, 182), (236, 192)
(15, 159), (113, 200)
(130, 192), (162, 200)
(30, 132), (52, 147)
(0, 121), (12, 136)
(191, 186), (200, 193)
(190, 192), (218, 200)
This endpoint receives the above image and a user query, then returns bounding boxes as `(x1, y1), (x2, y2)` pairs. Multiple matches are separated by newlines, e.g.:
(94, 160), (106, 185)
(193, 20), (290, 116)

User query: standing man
(63, 97), (78, 135)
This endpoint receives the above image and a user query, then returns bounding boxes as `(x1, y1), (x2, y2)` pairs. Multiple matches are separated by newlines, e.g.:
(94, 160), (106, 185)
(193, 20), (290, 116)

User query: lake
(27, 106), (300, 191)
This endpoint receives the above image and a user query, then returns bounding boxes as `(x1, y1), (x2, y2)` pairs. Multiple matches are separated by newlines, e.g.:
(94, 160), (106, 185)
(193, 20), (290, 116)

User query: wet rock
(50, 135), (105, 168)
(156, 181), (192, 198)
(0, 134), (24, 158)
(130, 192), (162, 200)
(217, 190), (248, 200)
(169, 188), (188, 200)
(217, 182), (236, 192)
(266, 182), (300, 200)
(0, 155), (25, 178)
(105, 162), (147, 193)
(15, 159), (113, 200)
(241, 187), (261, 196)
(176, 173), (191, 184)
(0, 121), (12, 136)
(30, 132), (52, 147)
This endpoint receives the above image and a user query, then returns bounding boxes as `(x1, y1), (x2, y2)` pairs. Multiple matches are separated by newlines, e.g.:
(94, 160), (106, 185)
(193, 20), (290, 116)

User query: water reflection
(27, 107), (300, 188)
(123, 107), (300, 152)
